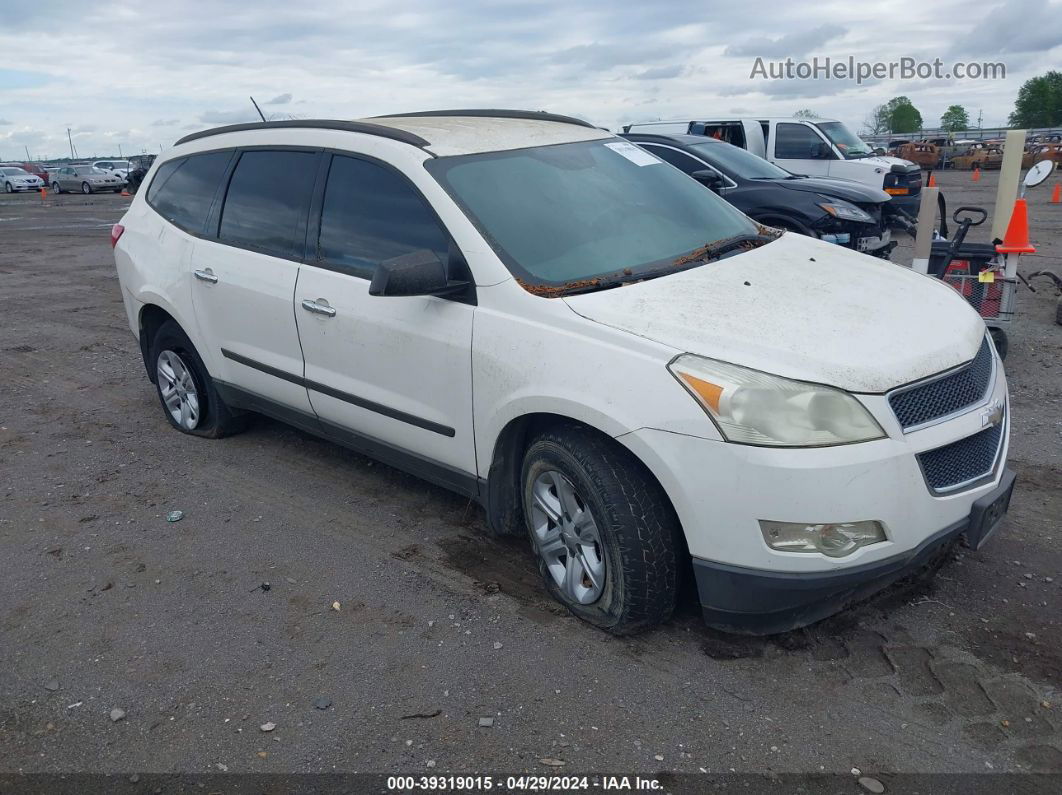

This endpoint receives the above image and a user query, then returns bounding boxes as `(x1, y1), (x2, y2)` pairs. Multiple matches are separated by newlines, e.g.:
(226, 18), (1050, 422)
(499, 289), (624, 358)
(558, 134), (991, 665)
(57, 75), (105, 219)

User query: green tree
(940, 105), (970, 132)
(882, 96), (923, 134)
(793, 108), (819, 119)
(1008, 71), (1062, 127)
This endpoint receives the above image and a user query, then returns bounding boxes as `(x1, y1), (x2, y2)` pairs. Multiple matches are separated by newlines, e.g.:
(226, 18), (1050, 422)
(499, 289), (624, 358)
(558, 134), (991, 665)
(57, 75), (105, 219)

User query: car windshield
(815, 122), (874, 159)
(687, 142), (792, 180)
(2, 167), (28, 175)
(426, 139), (761, 291)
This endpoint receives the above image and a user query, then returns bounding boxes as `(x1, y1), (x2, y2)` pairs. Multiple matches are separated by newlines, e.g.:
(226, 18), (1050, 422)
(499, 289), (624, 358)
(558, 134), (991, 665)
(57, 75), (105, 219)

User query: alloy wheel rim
(530, 470), (606, 605)
(157, 350), (200, 430)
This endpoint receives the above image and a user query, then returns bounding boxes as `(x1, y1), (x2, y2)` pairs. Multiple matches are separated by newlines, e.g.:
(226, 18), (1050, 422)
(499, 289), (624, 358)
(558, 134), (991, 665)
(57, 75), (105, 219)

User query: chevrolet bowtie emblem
(981, 400), (1004, 428)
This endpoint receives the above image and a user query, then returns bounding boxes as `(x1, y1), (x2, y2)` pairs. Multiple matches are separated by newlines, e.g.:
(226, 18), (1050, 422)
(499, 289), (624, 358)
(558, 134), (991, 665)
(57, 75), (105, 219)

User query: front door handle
(193, 268), (218, 284)
(301, 298), (336, 318)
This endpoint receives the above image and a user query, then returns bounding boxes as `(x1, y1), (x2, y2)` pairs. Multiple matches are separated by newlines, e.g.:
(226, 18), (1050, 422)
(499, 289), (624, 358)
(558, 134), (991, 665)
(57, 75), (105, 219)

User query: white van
(623, 117), (924, 217)
(112, 111), (1012, 636)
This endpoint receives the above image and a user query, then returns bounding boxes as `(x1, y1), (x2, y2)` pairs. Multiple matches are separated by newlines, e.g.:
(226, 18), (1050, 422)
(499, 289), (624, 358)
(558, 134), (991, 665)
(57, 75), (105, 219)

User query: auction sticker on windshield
(604, 141), (661, 166)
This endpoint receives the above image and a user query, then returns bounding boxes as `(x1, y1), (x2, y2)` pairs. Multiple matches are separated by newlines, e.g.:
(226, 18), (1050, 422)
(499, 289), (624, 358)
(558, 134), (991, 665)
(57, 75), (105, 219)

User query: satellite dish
(1023, 160), (1054, 192)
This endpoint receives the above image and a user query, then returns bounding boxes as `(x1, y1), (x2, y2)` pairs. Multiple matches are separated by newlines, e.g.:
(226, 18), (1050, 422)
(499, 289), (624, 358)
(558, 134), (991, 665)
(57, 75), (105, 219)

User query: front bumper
(693, 469), (1015, 634)
(7, 182), (43, 191)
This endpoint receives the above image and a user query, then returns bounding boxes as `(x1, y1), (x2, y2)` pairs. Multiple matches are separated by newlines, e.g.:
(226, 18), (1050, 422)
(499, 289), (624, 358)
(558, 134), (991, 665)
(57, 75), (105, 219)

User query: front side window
(775, 124), (833, 160)
(317, 155), (449, 277)
(219, 150), (317, 257)
(641, 145), (706, 176)
(426, 139), (759, 289)
(148, 151), (232, 233)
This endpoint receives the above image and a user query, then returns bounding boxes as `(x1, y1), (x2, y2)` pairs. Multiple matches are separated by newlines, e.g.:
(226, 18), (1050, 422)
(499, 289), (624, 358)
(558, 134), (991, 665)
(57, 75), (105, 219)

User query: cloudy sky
(2, 0), (1060, 160)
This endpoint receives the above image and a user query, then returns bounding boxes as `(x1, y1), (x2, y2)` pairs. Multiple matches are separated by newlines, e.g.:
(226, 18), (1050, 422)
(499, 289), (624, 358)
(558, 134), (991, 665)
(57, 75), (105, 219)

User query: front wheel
(150, 320), (246, 438)
(521, 424), (679, 635)
(51, 181), (62, 194)
(81, 181), (92, 194)
(4, 182), (12, 193)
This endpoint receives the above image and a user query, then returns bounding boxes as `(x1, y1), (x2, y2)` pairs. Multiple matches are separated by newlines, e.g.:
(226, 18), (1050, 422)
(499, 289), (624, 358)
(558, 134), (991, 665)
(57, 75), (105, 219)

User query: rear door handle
(301, 298), (336, 317)
(193, 268), (218, 284)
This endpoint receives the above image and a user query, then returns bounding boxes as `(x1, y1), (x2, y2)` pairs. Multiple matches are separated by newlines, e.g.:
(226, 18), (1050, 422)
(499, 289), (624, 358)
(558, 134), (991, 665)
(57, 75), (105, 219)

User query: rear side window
(316, 155), (449, 277)
(219, 150), (317, 258)
(147, 152), (231, 233)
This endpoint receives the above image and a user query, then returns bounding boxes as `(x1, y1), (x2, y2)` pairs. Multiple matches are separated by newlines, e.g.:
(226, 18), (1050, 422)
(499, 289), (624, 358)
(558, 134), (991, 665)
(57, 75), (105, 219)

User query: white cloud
(0, 0), (1057, 158)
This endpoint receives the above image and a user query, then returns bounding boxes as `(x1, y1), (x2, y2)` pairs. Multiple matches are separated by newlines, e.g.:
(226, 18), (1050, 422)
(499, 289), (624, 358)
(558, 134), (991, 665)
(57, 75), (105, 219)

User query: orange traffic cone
(927, 172), (937, 187)
(995, 198), (1036, 254)
(1052, 182), (1061, 204)
(121, 189), (131, 197)
(40, 187), (47, 202)
(972, 167), (981, 182)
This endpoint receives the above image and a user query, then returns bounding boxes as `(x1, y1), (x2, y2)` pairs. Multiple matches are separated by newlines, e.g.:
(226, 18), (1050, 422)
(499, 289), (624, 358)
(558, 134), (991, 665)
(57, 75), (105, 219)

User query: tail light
(110, 223), (125, 248)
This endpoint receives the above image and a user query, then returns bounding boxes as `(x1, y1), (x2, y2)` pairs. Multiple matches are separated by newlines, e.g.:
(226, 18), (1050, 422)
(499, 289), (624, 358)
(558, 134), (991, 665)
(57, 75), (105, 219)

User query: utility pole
(25, 145), (31, 161)
(67, 127), (75, 160)
(118, 143), (123, 159)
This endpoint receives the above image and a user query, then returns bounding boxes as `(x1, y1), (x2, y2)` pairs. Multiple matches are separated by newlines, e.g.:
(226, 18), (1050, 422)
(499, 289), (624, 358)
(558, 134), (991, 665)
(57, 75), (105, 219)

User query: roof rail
(174, 119), (430, 148)
(373, 109), (596, 129)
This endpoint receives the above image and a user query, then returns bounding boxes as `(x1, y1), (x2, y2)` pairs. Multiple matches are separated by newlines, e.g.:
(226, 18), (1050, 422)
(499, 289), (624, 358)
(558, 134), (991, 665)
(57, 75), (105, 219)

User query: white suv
(112, 110), (1014, 635)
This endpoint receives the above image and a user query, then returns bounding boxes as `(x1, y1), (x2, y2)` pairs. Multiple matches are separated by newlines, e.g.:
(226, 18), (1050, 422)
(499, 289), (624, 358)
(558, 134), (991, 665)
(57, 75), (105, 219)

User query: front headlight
(668, 355), (885, 447)
(819, 201), (873, 223)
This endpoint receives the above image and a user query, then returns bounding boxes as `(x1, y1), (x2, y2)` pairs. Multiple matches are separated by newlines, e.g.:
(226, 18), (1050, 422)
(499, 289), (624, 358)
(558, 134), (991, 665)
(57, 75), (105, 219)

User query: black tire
(1055, 296), (1062, 327)
(989, 327), (1009, 359)
(4, 182), (12, 194)
(149, 320), (246, 438)
(81, 181), (92, 194)
(51, 181), (62, 194)
(520, 424), (679, 635)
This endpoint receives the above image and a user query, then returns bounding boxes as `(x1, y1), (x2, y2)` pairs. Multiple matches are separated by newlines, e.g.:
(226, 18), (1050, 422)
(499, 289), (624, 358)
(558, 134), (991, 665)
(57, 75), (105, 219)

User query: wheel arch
(137, 303), (179, 383)
(483, 412), (683, 545)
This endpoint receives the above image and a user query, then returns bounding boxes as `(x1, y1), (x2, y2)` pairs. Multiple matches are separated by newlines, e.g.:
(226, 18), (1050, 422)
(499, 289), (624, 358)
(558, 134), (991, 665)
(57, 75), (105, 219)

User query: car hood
(563, 233), (984, 393)
(773, 176), (890, 205)
(860, 154), (917, 171)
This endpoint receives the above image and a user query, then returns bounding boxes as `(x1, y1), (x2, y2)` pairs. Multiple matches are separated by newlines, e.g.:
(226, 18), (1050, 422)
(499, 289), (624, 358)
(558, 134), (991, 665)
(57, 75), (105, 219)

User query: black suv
(623, 133), (897, 259)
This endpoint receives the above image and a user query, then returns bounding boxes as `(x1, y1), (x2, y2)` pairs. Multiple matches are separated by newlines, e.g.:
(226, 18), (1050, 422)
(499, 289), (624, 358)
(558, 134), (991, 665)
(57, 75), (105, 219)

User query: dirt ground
(1, 170), (1060, 784)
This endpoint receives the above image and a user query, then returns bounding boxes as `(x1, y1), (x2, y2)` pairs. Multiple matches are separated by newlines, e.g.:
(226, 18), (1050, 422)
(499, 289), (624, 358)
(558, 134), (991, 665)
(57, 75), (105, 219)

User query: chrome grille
(917, 417), (1004, 494)
(889, 337), (993, 431)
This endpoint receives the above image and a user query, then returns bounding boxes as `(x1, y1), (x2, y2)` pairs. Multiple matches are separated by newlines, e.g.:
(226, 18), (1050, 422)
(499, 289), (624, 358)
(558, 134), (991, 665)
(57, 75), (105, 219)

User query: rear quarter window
(147, 152), (233, 234)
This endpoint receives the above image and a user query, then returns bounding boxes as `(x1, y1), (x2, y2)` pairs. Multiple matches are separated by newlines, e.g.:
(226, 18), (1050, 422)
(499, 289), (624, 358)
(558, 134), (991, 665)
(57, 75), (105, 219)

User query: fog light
(759, 520), (887, 557)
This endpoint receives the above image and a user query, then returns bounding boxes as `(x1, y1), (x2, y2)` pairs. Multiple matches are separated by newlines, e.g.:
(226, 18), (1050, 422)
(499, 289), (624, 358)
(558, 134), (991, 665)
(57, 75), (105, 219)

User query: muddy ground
(1, 170), (1060, 783)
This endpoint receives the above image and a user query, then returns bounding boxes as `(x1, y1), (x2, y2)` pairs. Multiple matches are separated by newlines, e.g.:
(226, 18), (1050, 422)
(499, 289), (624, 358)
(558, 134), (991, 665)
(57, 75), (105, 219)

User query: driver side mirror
(691, 169), (724, 191)
(368, 249), (471, 298)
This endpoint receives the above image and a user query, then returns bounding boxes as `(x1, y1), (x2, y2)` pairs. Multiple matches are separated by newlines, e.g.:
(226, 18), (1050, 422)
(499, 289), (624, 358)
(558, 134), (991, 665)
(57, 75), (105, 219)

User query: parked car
(92, 160), (133, 180)
(51, 164), (125, 194)
(1023, 144), (1062, 169)
(951, 145), (1004, 170)
(622, 117), (924, 218)
(1, 165), (44, 192)
(113, 111), (1013, 635)
(892, 142), (939, 170)
(622, 133), (896, 258)
(13, 162), (52, 184)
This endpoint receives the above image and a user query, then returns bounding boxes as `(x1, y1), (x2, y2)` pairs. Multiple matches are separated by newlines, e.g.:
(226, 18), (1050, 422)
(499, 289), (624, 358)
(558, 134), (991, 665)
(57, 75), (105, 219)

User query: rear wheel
(521, 424), (679, 635)
(150, 321), (246, 438)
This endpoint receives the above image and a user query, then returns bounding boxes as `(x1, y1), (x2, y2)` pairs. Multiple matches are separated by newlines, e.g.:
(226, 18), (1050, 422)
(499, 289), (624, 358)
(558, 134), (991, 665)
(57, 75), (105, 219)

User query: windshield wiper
(671, 232), (776, 268)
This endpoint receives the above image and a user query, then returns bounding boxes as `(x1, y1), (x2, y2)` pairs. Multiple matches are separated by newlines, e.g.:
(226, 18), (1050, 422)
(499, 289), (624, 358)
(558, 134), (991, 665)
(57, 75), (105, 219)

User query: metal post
(910, 186), (940, 275)
(991, 129), (1027, 241)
